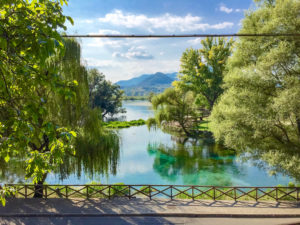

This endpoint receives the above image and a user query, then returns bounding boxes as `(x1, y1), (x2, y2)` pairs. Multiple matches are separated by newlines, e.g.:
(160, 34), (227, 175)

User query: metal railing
(5, 184), (300, 202)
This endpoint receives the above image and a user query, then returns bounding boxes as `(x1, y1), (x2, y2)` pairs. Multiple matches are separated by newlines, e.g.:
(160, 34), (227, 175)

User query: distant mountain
(116, 74), (152, 88)
(166, 72), (178, 81)
(115, 72), (178, 96)
(138, 72), (173, 86)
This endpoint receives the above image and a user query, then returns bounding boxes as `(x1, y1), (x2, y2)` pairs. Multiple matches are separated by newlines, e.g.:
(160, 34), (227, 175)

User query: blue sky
(63, 0), (255, 82)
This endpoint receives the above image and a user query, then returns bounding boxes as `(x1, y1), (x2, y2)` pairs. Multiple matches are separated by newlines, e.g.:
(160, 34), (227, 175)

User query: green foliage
(0, 0), (75, 185)
(0, 186), (16, 206)
(103, 119), (146, 129)
(210, 0), (300, 178)
(147, 88), (200, 137)
(123, 96), (149, 101)
(197, 119), (211, 131)
(88, 69), (125, 118)
(174, 37), (233, 110)
(148, 38), (232, 138)
(0, 0), (121, 203)
(110, 183), (129, 197)
(139, 186), (152, 195)
(59, 128), (120, 180)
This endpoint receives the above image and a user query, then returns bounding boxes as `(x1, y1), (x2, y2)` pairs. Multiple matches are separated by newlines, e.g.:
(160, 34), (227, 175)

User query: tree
(0, 0), (119, 201)
(148, 38), (232, 137)
(147, 88), (200, 137)
(210, 0), (300, 162)
(174, 37), (233, 111)
(0, 0), (78, 200)
(88, 69), (125, 118)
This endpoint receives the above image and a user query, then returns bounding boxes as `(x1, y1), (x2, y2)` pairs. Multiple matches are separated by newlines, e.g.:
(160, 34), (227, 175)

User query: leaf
(66, 16), (74, 25)
(1, 198), (5, 207)
(50, 144), (56, 152)
(4, 155), (10, 163)
(69, 131), (77, 137)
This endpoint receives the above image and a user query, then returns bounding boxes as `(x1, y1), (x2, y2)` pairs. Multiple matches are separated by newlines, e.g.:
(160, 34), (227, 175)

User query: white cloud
(84, 30), (124, 48)
(97, 10), (234, 32)
(84, 36), (152, 49)
(219, 4), (244, 14)
(79, 19), (94, 24)
(92, 29), (121, 35)
(86, 39), (126, 48)
(219, 5), (233, 14)
(113, 46), (153, 59)
(188, 38), (202, 45)
(210, 22), (234, 29)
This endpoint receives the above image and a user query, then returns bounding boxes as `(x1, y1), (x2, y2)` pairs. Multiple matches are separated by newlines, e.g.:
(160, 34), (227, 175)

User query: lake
(45, 100), (294, 186)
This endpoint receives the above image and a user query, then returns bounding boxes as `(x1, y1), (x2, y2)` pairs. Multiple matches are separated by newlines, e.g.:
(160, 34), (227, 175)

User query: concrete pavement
(0, 198), (300, 224)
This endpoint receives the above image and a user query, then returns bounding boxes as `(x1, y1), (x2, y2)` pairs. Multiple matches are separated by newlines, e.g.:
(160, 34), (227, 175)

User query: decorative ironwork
(4, 184), (300, 202)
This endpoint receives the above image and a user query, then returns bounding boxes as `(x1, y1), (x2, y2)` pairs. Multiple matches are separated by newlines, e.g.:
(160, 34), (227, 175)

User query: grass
(123, 96), (149, 100)
(103, 119), (145, 128)
(197, 119), (211, 131)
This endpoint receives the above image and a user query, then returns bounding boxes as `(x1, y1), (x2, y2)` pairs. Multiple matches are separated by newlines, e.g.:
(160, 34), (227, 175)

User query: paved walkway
(0, 198), (300, 224)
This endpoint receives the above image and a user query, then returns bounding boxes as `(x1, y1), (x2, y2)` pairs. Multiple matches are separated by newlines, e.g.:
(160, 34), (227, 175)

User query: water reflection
(0, 100), (296, 186)
(0, 131), (120, 184)
(147, 138), (244, 186)
(0, 158), (27, 184)
(58, 131), (120, 181)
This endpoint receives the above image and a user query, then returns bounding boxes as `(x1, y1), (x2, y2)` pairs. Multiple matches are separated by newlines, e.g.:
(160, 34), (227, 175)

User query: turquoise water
(46, 100), (294, 186)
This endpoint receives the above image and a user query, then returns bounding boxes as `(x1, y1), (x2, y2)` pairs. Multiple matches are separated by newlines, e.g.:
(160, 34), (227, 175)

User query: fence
(4, 184), (300, 202)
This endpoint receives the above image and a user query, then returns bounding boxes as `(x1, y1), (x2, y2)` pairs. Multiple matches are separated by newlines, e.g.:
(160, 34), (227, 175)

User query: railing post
(213, 187), (216, 200)
(25, 185), (27, 199)
(128, 185), (131, 199)
(109, 185), (111, 199)
(234, 187), (236, 201)
(66, 186), (68, 199)
(149, 185), (151, 200)
(255, 188), (258, 202)
(44, 185), (47, 199)
(276, 187), (278, 202)
(86, 186), (89, 199)
(192, 186), (194, 201)
(170, 185), (173, 200)
(297, 187), (299, 201)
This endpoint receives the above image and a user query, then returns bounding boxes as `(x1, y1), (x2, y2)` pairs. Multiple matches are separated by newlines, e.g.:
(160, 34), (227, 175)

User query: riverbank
(103, 119), (145, 128)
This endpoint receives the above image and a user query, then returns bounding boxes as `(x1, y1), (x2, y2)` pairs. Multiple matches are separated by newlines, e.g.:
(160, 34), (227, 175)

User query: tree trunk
(180, 122), (192, 137)
(33, 173), (47, 198)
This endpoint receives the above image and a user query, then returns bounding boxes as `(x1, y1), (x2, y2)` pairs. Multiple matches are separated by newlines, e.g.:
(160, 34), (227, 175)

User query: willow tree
(147, 88), (200, 137)
(210, 0), (300, 177)
(53, 39), (120, 183)
(0, 0), (119, 202)
(148, 38), (232, 137)
(174, 37), (233, 111)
